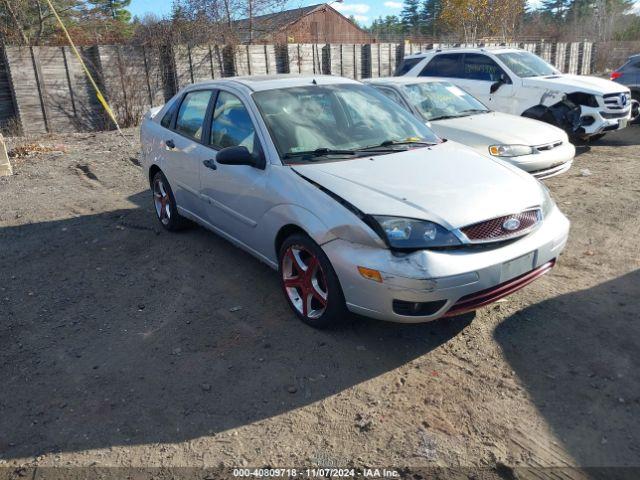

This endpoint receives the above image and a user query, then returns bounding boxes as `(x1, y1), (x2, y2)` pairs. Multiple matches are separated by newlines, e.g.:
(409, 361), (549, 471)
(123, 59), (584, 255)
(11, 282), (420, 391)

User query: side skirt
(177, 206), (279, 270)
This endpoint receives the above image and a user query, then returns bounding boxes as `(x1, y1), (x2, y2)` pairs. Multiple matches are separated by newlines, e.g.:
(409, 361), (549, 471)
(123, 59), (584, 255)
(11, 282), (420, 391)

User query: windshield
(252, 84), (439, 163)
(496, 51), (558, 78)
(403, 82), (489, 121)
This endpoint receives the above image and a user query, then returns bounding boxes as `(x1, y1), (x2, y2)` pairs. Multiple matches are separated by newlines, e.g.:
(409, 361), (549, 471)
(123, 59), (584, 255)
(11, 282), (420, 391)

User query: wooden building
(232, 3), (372, 44)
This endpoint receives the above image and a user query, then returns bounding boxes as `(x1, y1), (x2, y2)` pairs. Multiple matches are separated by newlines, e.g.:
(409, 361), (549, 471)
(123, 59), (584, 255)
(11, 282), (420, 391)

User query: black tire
(151, 170), (189, 231)
(278, 233), (348, 328)
(631, 94), (639, 125)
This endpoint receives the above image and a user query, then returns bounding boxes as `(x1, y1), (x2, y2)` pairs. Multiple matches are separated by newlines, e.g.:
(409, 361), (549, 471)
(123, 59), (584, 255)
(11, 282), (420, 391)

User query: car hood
(521, 74), (630, 96)
(431, 111), (566, 146)
(291, 141), (544, 230)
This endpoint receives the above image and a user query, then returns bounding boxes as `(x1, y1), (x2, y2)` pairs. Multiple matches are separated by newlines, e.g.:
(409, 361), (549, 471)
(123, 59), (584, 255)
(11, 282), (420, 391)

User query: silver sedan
(140, 75), (570, 328)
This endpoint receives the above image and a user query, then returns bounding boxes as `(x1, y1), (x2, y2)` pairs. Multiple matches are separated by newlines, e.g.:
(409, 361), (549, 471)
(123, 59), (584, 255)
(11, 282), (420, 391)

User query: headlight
(489, 144), (535, 157)
(539, 182), (555, 217)
(372, 216), (461, 249)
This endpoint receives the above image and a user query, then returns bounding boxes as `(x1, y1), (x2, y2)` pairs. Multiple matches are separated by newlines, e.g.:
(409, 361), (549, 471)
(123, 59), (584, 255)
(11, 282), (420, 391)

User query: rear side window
(175, 90), (213, 141)
(462, 54), (507, 82)
(420, 54), (463, 78)
(395, 57), (423, 76)
(160, 101), (178, 128)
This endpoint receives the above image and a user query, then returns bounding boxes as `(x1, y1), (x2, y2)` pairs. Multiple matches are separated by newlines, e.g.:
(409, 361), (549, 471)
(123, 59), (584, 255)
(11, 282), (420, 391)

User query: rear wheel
(151, 171), (189, 231)
(279, 233), (348, 328)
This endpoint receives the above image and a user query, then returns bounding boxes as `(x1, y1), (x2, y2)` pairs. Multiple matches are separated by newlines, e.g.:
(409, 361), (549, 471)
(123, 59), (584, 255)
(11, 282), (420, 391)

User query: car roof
(404, 46), (521, 59)
(184, 74), (360, 92)
(365, 76), (450, 86)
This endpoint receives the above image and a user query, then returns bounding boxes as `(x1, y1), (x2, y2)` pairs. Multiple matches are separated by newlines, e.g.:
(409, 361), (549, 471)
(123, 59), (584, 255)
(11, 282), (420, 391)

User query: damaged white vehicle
(140, 75), (569, 328)
(397, 47), (633, 140)
(365, 77), (575, 179)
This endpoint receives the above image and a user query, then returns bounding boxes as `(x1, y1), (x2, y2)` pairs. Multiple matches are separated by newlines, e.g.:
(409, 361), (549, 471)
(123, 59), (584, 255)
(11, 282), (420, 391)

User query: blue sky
(129, 0), (640, 26)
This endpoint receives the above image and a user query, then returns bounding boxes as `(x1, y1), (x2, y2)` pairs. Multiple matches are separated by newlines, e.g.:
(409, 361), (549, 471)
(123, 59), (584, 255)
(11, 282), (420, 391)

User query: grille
(603, 92), (631, 111)
(534, 140), (563, 152)
(461, 209), (541, 242)
(601, 111), (630, 119)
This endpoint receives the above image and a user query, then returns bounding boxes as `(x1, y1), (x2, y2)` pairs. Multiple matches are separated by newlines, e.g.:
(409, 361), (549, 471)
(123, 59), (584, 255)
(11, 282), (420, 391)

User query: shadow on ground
(495, 270), (640, 467)
(591, 124), (640, 147)
(0, 191), (472, 459)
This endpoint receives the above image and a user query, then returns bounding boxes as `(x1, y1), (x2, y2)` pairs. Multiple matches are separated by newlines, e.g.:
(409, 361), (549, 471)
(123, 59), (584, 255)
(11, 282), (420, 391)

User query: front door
(199, 90), (273, 247)
(454, 53), (517, 114)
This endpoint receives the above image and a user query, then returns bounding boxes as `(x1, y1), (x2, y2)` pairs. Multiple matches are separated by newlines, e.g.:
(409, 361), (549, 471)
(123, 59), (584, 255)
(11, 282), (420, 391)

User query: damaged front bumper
(322, 206), (570, 323)
(577, 105), (631, 136)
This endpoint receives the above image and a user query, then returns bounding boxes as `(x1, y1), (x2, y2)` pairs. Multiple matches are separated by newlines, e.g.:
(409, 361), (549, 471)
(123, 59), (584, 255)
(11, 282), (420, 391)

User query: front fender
(258, 202), (385, 264)
(522, 100), (581, 134)
(263, 204), (336, 249)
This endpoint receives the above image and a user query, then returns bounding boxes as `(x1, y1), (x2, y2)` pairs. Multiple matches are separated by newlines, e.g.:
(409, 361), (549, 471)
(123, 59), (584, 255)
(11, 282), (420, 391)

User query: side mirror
(490, 73), (509, 94)
(216, 146), (265, 169)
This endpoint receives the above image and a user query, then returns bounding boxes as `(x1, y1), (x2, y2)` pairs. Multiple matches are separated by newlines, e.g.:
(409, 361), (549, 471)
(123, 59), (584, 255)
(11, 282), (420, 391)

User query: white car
(140, 75), (569, 328)
(397, 47), (632, 140)
(365, 77), (575, 179)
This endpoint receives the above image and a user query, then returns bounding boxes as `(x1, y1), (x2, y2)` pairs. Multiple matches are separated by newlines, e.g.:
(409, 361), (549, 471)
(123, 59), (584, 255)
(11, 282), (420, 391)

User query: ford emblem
(503, 218), (521, 231)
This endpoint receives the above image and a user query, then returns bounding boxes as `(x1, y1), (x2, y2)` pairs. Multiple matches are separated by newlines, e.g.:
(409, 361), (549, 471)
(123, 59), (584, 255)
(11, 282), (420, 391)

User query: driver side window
(462, 54), (509, 82)
(209, 91), (261, 157)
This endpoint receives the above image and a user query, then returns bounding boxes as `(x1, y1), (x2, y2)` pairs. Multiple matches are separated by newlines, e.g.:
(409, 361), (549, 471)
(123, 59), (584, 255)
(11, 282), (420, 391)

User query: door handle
(165, 139), (175, 149)
(203, 159), (217, 170)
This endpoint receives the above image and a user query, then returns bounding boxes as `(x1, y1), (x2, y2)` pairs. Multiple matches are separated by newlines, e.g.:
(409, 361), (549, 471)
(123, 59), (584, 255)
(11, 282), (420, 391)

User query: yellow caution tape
(45, 0), (127, 140)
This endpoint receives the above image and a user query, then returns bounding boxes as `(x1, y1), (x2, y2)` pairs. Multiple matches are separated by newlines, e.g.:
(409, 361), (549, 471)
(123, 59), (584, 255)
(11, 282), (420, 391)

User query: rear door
(419, 53), (464, 81)
(162, 89), (215, 217)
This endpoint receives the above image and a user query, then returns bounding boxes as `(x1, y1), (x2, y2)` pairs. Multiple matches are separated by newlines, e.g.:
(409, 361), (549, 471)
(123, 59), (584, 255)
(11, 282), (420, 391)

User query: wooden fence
(0, 41), (595, 135)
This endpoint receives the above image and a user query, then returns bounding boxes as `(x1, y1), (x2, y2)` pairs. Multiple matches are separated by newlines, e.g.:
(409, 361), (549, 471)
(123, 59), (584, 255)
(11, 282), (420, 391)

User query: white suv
(397, 47), (633, 140)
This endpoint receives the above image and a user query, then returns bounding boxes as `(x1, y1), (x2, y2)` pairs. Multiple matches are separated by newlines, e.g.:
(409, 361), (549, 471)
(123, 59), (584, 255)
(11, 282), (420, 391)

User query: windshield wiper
(282, 148), (357, 160)
(356, 139), (435, 151)
(428, 114), (461, 121)
(430, 110), (487, 121)
(458, 109), (489, 115)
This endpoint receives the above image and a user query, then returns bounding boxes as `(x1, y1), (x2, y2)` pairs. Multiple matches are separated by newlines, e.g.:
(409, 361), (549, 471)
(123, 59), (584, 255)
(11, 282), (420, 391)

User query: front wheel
(279, 233), (348, 328)
(631, 95), (639, 124)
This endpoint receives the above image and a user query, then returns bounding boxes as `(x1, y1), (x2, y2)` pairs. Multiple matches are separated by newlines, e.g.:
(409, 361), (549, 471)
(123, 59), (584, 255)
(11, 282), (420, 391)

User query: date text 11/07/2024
(232, 468), (400, 478)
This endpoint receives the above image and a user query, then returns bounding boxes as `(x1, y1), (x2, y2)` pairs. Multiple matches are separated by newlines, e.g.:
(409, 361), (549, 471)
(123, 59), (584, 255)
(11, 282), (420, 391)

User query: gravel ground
(0, 126), (639, 478)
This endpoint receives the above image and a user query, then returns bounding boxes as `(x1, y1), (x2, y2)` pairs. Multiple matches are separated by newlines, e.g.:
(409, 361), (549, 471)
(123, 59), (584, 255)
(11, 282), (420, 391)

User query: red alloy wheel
(153, 177), (171, 225)
(281, 245), (329, 319)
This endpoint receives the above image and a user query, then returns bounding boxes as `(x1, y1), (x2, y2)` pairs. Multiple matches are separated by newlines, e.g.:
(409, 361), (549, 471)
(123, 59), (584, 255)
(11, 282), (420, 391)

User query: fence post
(60, 47), (77, 119)
(142, 46), (154, 106)
(29, 47), (50, 133)
(0, 46), (18, 132)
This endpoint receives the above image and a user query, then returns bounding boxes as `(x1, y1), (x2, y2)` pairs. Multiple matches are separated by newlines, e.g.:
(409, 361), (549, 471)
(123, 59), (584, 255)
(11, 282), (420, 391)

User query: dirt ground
(0, 126), (639, 479)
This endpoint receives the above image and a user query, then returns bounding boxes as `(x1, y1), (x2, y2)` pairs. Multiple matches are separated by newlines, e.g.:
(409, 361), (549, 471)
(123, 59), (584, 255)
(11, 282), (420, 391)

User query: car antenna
(312, 78), (318, 85)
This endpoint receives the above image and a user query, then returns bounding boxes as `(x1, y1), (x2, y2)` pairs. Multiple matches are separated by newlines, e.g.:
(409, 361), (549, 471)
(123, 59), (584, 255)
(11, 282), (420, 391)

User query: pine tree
(540, 0), (571, 21)
(401, 0), (422, 34)
(88, 0), (132, 23)
(420, 0), (442, 36)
